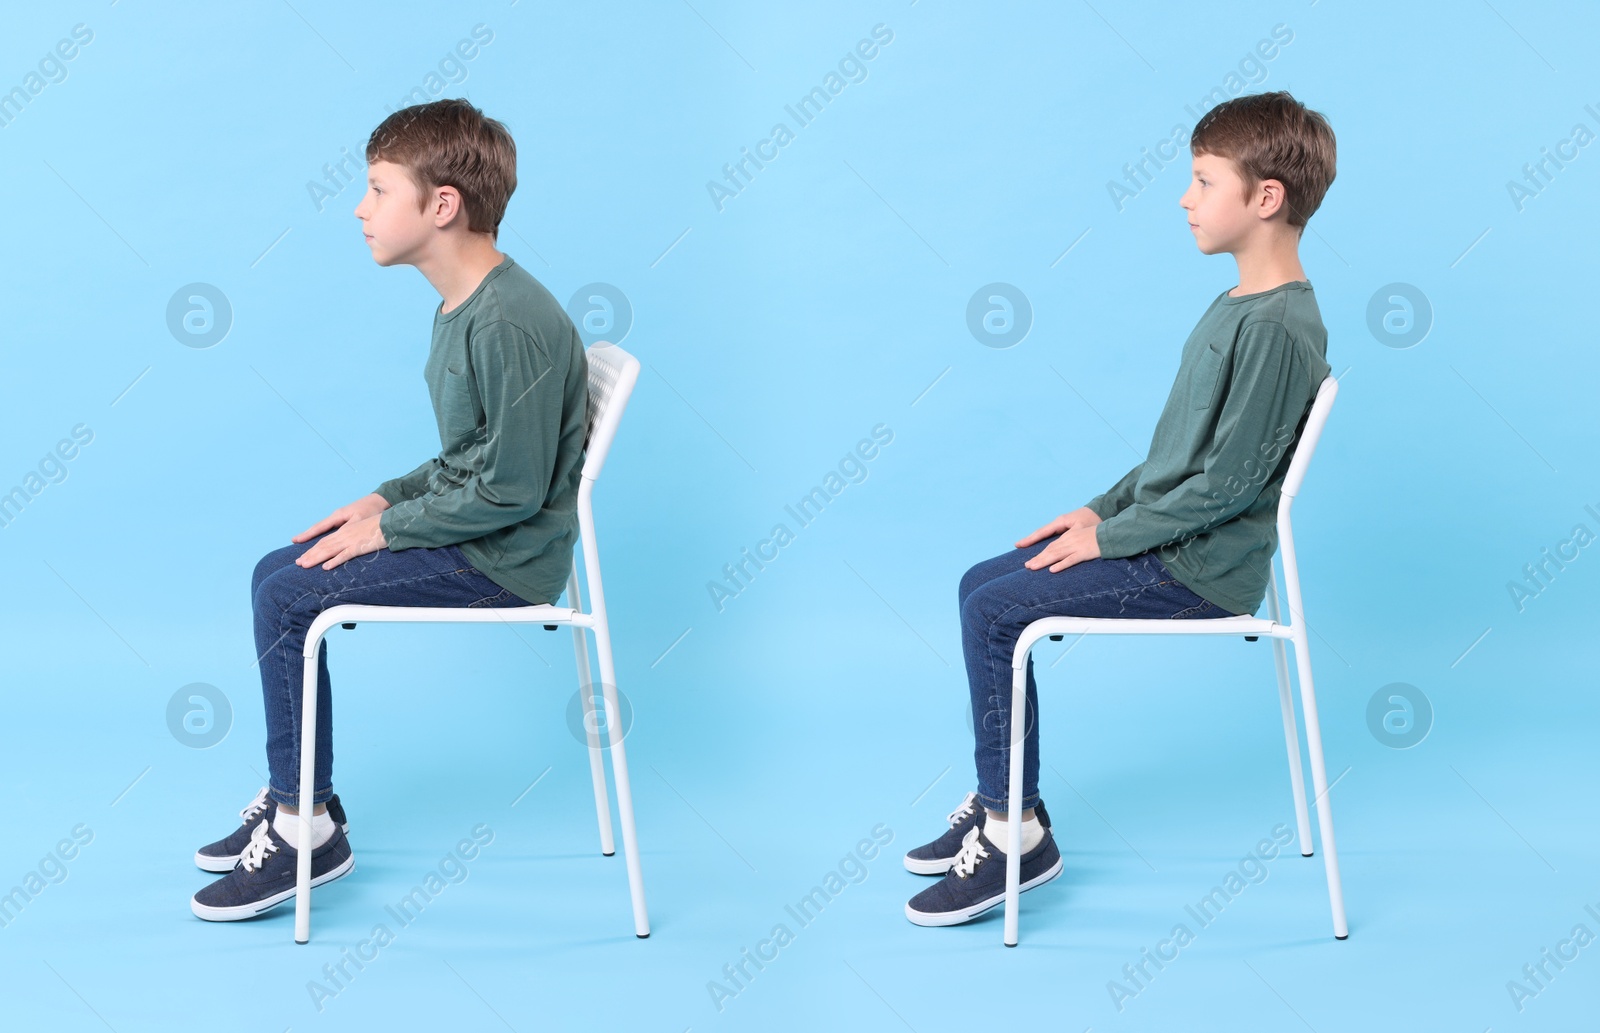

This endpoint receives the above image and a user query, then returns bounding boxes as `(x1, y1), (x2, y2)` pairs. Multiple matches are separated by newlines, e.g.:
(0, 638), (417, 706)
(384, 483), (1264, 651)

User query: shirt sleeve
(379, 321), (568, 550)
(1086, 462), (1144, 520)
(372, 458), (443, 505)
(1094, 321), (1309, 559)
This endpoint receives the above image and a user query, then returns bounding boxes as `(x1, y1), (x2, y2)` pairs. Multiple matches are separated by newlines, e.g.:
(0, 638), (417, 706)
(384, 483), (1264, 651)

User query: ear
(429, 184), (468, 230)
(1254, 177), (1290, 222)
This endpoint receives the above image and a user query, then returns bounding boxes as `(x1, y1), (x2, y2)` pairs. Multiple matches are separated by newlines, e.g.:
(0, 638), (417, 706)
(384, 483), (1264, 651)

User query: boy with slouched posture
(904, 91), (1336, 926)
(191, 99), (589, 921)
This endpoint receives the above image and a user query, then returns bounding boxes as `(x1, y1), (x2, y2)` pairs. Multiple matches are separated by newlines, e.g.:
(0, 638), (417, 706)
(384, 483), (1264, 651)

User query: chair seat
(304, 603), (583, 645)
(1021, 612), (1282, 644)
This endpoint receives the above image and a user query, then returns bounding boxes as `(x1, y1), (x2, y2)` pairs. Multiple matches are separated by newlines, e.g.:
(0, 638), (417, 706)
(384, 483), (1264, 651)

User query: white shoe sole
(194, 851), (239, 874)
(191, 854), (355, 922)
(904, 853), (957, 875)
(904, 854), (1065, 927)
(194, 821), (350, 873)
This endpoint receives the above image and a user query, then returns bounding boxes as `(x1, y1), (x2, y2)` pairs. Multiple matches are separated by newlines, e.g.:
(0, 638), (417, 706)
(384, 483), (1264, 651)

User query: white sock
(985, 812), (1043, 854)
(273, 808), (334, 850)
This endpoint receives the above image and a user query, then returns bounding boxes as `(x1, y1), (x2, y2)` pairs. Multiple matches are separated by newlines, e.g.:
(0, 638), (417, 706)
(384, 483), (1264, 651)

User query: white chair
(1001, 374), (1346, 947)
(290, 341), (649, 945)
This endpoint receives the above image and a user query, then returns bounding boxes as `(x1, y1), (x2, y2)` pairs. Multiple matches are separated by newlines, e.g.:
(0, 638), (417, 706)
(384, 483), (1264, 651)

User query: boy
(903, 91), (1336, 926)
(190, 99), (590, 921)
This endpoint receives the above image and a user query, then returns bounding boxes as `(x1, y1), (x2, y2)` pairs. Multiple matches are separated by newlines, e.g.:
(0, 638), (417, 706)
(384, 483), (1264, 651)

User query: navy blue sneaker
(903, 792), (1052, 875)
(192, 818), (355, 921)
(194, 787), (350, 873)
(905, 824), (1063, 926)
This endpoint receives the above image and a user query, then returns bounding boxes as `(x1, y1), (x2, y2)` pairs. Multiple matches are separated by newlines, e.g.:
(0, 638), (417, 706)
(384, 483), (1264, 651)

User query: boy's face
(1179, 153), (1259, 256)
(353, 160), (432, 266)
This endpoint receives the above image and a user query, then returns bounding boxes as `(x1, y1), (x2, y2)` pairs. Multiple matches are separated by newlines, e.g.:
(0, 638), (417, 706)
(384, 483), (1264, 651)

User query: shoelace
(945, 791), (979, 828)
(237, 820), (279, 873)
(950, 826), (991, 880)
(238, 786), (271, 825)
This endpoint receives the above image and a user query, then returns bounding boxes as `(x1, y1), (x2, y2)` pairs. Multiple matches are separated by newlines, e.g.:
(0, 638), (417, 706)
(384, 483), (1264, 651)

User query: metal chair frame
(290, 342), (649, 944)
(1001, 375), (1347, 947)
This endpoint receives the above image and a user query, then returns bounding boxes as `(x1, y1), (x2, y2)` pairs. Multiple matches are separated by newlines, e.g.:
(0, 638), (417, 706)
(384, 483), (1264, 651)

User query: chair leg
(592, 622), (649, 937)
(568, 570), (615, 856)
(1002, 655), (1027, 947)
(293, 644), (321, 945)
(1290, 627), (1349, 939)
(1265, 575), (1313, 856)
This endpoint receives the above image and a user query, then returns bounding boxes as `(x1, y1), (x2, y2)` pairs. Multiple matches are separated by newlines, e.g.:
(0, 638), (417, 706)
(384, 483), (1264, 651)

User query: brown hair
(366, 99), (517, 237)
(1190, 91), (1336, 233)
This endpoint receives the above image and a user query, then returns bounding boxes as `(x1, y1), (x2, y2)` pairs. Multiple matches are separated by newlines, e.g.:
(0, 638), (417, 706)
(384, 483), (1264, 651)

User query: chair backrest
(581, 341), (640, 481)
(1279, 375), (1338, 502)
(1268, 373), (1338, 621)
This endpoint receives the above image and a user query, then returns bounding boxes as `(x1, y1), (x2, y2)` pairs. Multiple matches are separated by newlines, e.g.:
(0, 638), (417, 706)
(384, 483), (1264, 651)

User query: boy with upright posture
(904, 91), (1337, 925)
(191, 99), (589, 920)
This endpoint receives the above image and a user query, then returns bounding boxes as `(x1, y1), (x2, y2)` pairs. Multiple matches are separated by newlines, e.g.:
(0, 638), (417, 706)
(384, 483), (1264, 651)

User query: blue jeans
(251, 531), (538, 808)
(959, 539), (1239, 812)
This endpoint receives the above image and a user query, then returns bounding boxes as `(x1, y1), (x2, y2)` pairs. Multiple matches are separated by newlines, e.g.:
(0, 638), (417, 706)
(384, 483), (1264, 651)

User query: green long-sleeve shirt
(374, 255), (588, 606)
(1086, 280), (1331, 617)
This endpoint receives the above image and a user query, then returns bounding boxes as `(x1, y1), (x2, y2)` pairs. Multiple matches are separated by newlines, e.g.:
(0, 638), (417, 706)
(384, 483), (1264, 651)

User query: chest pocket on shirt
(434, 366), (482, 445)
(1191, 345), (1225, 410)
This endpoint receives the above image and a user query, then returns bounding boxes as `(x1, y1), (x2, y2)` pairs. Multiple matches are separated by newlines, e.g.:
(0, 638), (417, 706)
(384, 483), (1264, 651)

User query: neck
(417, 233), (506, 313)
(1228, 228), (1305, 296)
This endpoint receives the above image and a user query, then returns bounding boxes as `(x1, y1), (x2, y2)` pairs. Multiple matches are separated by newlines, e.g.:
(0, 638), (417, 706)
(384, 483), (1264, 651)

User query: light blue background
(2, 1), (1597, 1030)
